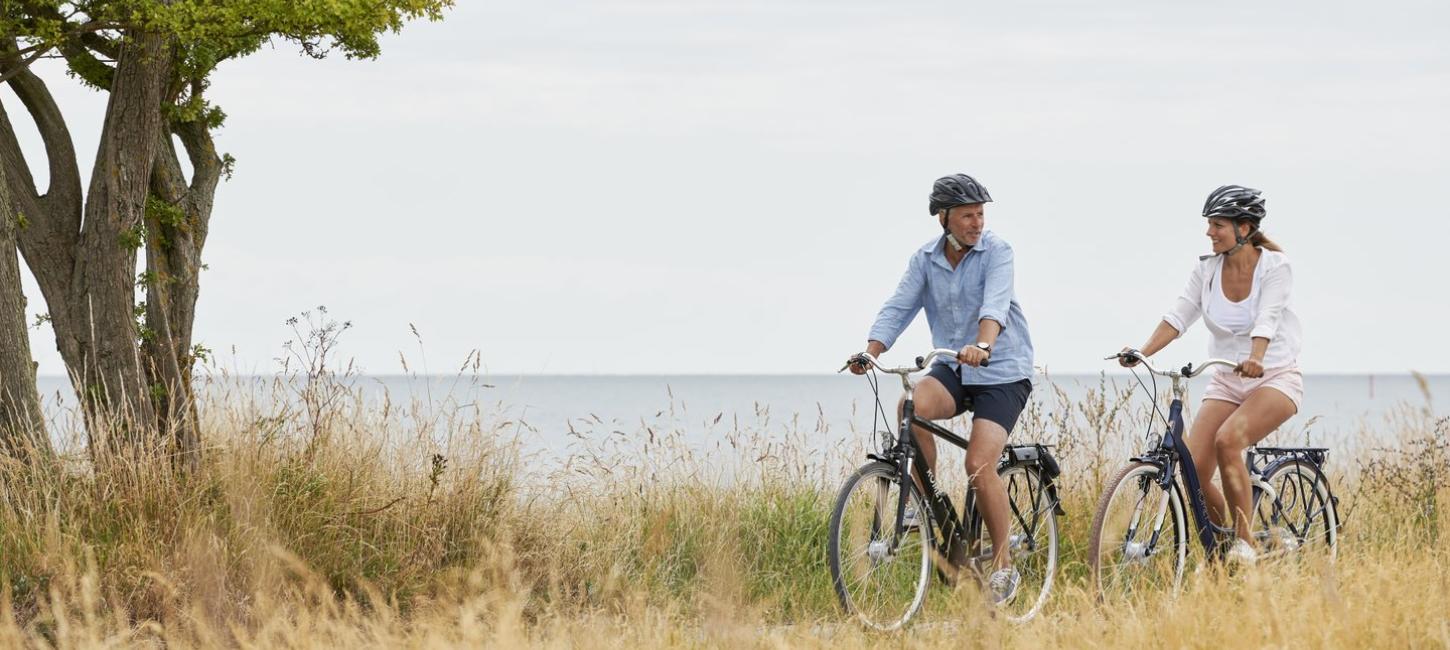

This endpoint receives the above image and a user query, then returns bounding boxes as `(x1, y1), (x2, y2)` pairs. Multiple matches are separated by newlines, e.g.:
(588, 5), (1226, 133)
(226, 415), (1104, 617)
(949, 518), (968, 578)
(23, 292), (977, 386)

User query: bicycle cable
(865, 365), (895, 450)
(1128, 363), (1171, 433)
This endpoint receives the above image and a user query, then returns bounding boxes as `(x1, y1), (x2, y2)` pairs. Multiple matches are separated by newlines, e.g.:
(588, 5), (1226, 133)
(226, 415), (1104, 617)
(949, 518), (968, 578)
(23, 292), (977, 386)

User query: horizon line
(32, 370), (1450, 380)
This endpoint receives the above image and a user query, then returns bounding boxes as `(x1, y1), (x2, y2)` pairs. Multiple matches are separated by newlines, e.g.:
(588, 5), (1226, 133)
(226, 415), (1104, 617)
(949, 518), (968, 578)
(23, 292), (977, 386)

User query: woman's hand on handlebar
(1117, 347), (1143, 368)
(1235, 357), (1265, 378)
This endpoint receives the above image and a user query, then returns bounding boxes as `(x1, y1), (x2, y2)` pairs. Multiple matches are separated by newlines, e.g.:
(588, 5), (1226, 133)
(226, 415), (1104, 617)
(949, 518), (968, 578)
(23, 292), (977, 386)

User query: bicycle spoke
(829, 463), (932, 631)
(1091, 463), (1185, 602)
(987, 465), (1058, 623)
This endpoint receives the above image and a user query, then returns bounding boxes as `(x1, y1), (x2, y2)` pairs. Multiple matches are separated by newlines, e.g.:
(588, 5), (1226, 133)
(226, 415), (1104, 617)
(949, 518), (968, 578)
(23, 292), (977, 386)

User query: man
(849, 173), (1035, 604)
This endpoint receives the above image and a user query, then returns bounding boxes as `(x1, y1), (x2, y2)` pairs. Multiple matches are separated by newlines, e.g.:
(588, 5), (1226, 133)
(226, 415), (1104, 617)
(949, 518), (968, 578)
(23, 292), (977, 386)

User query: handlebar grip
(918, 354), (989, 369)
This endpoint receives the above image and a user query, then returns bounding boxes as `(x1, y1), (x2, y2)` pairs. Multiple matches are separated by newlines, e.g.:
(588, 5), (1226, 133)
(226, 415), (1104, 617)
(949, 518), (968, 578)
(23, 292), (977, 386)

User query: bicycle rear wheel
(828, 461), (933, 631)
(1253, 459), (1338, 559)
(1088, 462), (1187, 600)
(980, 464), (1058, 623)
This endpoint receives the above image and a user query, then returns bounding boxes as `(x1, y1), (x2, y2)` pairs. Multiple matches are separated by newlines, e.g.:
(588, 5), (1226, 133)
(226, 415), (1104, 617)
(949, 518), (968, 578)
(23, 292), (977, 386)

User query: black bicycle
(828, 349), (1063, 629)
(1088, 351), (1341, 599)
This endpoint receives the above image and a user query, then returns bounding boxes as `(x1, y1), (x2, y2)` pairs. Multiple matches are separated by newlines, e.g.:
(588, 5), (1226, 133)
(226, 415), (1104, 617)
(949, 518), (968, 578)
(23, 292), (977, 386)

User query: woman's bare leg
(1187, 399), (1239, 526)
(1214, 388), (1297, 543)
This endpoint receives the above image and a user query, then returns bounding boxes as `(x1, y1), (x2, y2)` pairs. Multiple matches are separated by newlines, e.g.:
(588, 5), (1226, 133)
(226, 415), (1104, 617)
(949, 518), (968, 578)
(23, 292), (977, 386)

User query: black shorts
(924, 364), (1033, 435)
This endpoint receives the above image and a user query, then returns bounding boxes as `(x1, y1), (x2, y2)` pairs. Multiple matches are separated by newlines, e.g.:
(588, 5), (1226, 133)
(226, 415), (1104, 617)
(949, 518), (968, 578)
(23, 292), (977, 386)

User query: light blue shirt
(867, 231), (1034, 385)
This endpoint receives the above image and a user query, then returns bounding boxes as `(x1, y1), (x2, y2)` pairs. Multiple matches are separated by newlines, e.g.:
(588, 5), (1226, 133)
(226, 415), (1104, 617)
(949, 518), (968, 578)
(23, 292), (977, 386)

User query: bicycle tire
(981, 463), (1058, 623)
(1252, 458), (1339, 559)
(828, 461), (934, 631)
(1088, 461), (1188, 600)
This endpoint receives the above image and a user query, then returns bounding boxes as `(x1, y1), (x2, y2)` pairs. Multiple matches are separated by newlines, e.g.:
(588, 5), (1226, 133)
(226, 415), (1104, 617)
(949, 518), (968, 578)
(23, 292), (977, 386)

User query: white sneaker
(988, 568), (1021, 605)
(1226, 538), (1259, 566)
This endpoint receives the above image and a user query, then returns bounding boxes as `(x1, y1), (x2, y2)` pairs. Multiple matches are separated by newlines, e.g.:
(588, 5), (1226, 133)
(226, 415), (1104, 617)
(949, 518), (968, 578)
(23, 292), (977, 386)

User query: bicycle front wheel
(1088, 462), (1188, 601)
(1253, 459), (1338, 559)
(828, 461), (933, 631)
(982, 464), (1058, 623)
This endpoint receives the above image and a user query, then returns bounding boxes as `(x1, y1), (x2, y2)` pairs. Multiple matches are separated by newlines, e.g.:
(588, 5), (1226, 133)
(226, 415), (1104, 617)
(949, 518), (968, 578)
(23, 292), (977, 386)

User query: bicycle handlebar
(843, 348), (988, 375)
(1105, 350), (1237, 378)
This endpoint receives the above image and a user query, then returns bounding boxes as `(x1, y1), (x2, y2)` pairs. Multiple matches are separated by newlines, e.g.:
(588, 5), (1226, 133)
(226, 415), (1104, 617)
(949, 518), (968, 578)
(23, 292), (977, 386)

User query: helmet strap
(940, 211), (966, 252)
(1226, 222), (1259, 256)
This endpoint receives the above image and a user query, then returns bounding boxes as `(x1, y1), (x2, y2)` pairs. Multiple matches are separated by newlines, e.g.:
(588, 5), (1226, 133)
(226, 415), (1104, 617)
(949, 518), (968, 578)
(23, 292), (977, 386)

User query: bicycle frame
(858, 355), (1063, 567)
(1136, 394), (1236, 556)
(862, 389), (972, 557)
(1118, 354), (1284, 560)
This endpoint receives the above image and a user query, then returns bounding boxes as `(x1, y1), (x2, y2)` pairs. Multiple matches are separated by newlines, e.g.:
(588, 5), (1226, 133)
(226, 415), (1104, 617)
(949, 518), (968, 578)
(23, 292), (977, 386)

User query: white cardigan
(1162, 250), (1302, 369)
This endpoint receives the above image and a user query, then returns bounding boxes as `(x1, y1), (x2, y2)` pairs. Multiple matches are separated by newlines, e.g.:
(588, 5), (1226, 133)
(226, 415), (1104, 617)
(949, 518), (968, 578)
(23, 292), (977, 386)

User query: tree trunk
(143, 119), (221, 471)
(56, 31), (173, 452)
(0, 162), (50, 461)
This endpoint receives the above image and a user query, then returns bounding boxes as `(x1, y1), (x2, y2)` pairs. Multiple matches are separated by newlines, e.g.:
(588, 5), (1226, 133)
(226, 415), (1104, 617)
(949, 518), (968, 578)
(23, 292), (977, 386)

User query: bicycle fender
(1000, 448), (1067, 516)
(1261, 455), (1344, 531)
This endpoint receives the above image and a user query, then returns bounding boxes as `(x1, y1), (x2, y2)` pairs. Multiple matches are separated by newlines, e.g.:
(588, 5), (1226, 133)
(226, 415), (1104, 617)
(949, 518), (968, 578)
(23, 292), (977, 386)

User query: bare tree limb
(5, 64), (84, 219)
(0, 47), (53, 85)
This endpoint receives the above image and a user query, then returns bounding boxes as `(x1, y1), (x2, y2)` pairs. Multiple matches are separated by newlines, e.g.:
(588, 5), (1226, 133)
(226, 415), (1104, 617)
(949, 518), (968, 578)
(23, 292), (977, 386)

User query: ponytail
(1250, 230), (1282, 252)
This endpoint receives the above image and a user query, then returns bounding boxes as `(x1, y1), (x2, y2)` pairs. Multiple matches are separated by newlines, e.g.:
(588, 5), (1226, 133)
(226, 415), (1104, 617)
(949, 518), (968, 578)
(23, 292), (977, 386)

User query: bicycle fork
(1122, 483), (1174, 565)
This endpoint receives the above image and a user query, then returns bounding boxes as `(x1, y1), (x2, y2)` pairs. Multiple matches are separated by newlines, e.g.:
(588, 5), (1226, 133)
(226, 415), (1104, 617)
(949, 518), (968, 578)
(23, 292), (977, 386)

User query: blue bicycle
(1088, 351), (1340, 598)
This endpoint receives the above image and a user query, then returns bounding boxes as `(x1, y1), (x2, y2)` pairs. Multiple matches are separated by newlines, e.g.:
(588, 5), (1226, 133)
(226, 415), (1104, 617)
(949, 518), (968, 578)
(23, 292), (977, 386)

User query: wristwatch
(974, 342), (992, 355)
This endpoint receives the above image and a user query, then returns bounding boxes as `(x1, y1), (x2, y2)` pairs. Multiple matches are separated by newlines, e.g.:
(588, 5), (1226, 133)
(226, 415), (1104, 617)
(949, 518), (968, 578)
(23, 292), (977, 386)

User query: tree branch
(0, 103), (42, 202)
(9, 7), (125, 88)
(0, 46), (54, 85)
(78, 31), (121, 61)
(0, 41), (53, 64)
(5, 64), (84, 222)
(174, 119), (220, 188)
(151, 127), (188, 204)
(56, 39), (115, 89)
(0, 98), (74, 317)
(0, 106), (47, 236)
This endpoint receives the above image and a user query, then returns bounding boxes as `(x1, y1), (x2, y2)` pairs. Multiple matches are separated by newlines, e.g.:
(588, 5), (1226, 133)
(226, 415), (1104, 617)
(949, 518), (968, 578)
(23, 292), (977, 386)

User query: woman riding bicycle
(1119, 185), (1302, 565)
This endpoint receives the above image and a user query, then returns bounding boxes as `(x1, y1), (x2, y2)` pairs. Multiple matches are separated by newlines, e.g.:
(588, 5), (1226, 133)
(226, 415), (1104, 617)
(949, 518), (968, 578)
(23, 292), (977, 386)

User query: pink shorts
(1201, 365), (1303, 413)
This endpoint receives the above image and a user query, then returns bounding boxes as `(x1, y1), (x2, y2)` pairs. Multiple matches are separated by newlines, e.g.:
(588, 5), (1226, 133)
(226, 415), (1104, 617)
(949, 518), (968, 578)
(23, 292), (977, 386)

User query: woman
(1120, 185), (1302, 564)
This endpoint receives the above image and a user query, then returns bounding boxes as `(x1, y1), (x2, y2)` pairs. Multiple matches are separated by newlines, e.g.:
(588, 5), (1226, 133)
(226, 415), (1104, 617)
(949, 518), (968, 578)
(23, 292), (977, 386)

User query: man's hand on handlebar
(845, 353), (871, 375)
(957, 344), (990, 368)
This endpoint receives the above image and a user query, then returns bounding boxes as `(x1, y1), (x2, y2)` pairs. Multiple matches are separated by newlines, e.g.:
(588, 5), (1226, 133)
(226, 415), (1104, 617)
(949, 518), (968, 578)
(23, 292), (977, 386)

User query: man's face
(939, 203), (986, 247)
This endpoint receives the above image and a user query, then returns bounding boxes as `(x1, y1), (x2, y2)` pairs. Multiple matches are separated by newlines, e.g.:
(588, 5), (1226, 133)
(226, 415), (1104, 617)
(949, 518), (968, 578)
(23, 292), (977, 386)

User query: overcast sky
(10, 1), (1450, 376)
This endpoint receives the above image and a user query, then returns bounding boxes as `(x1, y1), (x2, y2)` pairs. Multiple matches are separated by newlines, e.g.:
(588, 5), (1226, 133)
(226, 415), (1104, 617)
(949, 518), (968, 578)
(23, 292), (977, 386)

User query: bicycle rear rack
(1250, 446), (1328, 466)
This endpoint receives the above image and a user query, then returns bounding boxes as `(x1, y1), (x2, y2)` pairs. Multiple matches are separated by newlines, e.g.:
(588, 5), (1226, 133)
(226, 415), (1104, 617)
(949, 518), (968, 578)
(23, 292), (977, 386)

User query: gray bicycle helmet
(928, 173), (993, 215)
(1202, 185), (1266, 222)
(1199, 185), (1267, 259)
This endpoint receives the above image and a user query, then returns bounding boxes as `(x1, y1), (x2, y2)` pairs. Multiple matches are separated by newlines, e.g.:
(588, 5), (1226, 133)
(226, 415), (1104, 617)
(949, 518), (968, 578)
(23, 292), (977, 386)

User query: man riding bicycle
(848, 173), (1035, 605)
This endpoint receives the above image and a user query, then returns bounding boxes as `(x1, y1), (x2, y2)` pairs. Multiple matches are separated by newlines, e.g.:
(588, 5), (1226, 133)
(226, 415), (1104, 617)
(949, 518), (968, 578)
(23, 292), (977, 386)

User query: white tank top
(1206, 265), (1257, 334)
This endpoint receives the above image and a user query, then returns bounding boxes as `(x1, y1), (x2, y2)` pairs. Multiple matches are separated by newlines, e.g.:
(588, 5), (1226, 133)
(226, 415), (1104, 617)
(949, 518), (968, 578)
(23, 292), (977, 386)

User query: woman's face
(1205, 217), (1249, 253)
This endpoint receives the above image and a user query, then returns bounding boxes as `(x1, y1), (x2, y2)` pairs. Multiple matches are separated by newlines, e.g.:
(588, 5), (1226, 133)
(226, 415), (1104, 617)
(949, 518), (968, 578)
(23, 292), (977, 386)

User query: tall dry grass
(1, 336), (1446, 647)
